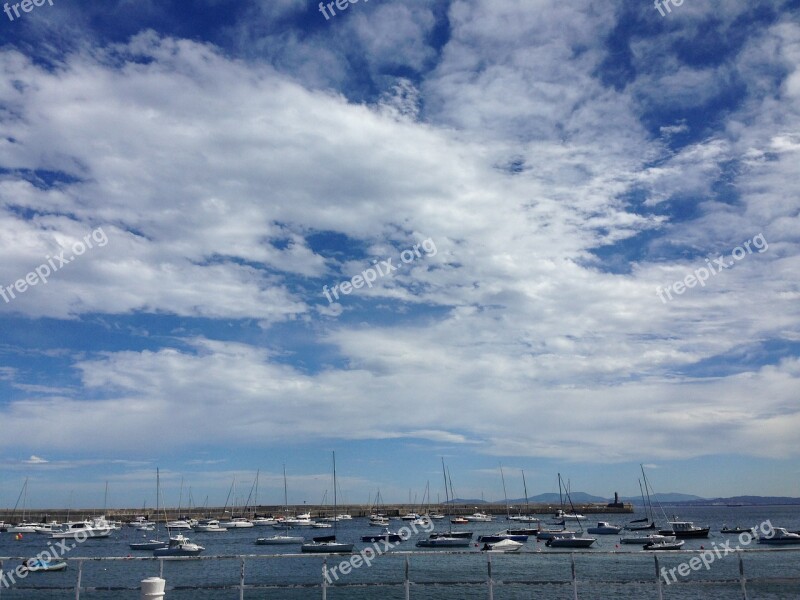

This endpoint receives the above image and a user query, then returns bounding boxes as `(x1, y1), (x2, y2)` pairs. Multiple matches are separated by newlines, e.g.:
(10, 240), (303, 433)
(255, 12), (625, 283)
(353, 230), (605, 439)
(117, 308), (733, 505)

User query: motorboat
(220, 517), (255, 528)
(507, 527), (540, 536)
(282, 516), (315, 527)
(401, 512), (420, 521)
(312, 522), (333, 529)
(430, 530), (473, 539)
(7, 523), (39, 533)
(587, 522), (622, 535)
(508, 515), (540, 523)
(251, 517), (276, 526)
(19, 557), (68, 572)
(545, 532), (596, 548)
(658, 521), (710, 538)
(427, 512), (446, 520)
(416, 535), (472, 548)
(193, 519), (227, 533)
(301, 538), (354, 553)
(554, 509), (586, 521)
(33, 522), (60, 534)
(128, 517), (154, 528)
(758, 528), (800, 545)
(361, 528), (404, 543)
(51, 520), (112, 539)
(165, 519), (193, 530)
(620, 534), (676, 545)
(721, 525), (753, 534)
(450, 517), (469, 524)
(153, 534), (204, 556)
(481, 539), (524, 553)
(536, 528), (572, 540)
(369, 516), (391, 527)
(130, 538), (169, 551)
(644, 539), (685, 551)
(478, 531), (528, 543)
(465, 512), (493, 522)
(256, 534), (304, 545)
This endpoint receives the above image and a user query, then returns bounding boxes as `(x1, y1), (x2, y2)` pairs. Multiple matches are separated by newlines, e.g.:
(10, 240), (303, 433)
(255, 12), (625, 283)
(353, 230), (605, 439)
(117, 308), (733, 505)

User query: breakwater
(0, 502), (632, 523)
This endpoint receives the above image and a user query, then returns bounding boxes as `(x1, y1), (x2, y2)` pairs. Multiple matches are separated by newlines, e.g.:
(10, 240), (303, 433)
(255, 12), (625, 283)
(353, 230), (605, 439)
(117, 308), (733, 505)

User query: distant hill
(448, 493), (800, 506)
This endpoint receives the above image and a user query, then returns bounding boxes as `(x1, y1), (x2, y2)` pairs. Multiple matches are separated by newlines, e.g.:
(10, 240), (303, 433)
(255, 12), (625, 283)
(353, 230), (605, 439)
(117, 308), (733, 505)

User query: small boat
(508, 515), (540, 523)
(361, 528), (404, 543)
(165, 519), (193, 530)
(464, 512), (493, 522)
(7, 523), (39, 533)
(554, 509), (586, 521)
(478, 531), (528, 543)
(401, 512), (420, 521)
(620, 534), (676, 545)
(545, 532), (596, 548)
(643, 539), (685, 551)
(431, 530), (473, 539)
(220, 517), (255, 529)
(658, 521), (710, 538)
(507, 527), (540, 536)
(312, 522), (333, 529)
(369, 516), (391, 527)
(193, 520), (227, 533)
(720, 525), (753, 534)
(33, 522), (60, 534)
(536, 528), (573, 540)
(256, 534), (304, 545)
(251, 517), (276, 526)
(20, 558), (68, 572)
(587, 522), (622, 535)
(416, 535), (472, 548)
(153, 534), (204, 556)
(451, 517), (469, 524)
(482, 539), (524, 553)
(300, 452), (353, 554)
(51, 520), (112, 539)
(130, 539), (169, 551)
(758, 528), (800, 545)
(427, 512), (446, 520)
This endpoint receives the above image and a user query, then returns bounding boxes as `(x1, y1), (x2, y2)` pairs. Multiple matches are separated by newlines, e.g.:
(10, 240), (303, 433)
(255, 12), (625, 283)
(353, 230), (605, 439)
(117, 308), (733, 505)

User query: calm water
(1, 505), (799, 599)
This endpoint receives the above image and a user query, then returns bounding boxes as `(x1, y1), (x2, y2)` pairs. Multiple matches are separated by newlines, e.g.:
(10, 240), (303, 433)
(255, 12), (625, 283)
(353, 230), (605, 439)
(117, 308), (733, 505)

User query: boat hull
(301, 542), (353, 553)
(256, 536), (304, 545)
(658, 528), (710, 538)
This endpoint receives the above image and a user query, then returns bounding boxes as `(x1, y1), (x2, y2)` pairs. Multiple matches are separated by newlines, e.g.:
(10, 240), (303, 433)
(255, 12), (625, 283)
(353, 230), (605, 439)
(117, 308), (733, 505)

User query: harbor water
(1, 505), (799, 599)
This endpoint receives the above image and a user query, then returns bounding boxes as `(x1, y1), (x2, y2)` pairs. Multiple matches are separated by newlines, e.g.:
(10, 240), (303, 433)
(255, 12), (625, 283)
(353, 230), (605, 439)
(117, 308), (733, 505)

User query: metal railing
(1, 548), (799, 598)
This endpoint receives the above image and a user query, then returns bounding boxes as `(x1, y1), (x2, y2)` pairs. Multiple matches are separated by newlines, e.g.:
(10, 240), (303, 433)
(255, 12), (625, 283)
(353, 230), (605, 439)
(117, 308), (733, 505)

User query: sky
(0, 0), (799, 510)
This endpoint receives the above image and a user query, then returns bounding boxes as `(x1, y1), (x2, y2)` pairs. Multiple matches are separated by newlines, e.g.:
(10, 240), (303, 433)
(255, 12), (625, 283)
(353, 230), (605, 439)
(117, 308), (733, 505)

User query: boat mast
(440, 458), (451, 534)
(521, 470), (530, 517)
(332, 451), (338, 537)
(500, 464), (510, 520)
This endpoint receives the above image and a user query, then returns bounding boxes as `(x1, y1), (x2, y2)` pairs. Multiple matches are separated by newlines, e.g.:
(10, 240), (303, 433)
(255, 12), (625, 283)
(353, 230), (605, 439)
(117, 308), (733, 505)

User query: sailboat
(507, 470), (540, 535)
(416, 460), (472, 548)
(130, 469), (169, 551)
(301, 452), (353, 553)
(626, 471), (657, 531)
(545, 474), (596, 548)
(257, 465), (305, 545)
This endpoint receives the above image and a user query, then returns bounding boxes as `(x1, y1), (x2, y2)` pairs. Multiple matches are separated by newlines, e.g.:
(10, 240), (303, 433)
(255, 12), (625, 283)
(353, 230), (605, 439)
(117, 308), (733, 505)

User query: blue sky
(1, 0), (799, 509)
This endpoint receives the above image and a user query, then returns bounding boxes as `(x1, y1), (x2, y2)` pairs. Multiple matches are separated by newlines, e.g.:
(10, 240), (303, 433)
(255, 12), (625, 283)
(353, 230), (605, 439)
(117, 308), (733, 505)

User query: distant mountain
(447, 493), (800, 506)
(624, 493), (706, 504)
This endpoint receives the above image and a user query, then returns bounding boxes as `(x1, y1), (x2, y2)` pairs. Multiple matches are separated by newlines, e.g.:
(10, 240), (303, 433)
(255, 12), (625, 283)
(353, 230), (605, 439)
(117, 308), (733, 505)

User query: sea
(1, 505), (799, 599)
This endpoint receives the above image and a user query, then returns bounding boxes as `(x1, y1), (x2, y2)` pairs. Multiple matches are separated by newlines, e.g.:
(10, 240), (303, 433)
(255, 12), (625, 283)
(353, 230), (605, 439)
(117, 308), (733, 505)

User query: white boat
(130, 469), (170, 551)
(301, 452), (353, 554)
(312, 522), (333, 528)
(153, 534), (204, 556)
(401, 512), (420, 521)
(587, 521), (622, 535)
(536, 528), (573, 540)
(555, 509), (587, 521)
(166, 520), (193, 530)
(51, 520), (112, 539)
(416, 535), (472, 548)
(545, 532), (596, 548)
(33, 522), (60, 534)
(128, 517), (154, 528)
(220, 517), (255, 528)
(509, 515), (540, 523)
(7, 523), (39, 533)
(482, 539), (524, 553)
(758, 527), (800, 545)
(620, 534), (676, 545)
(20, 557), (68, 572)
(369, 516), (391, 527)
(251, 517), (276, 526)
(194, 519), (227, 533)
(465, 512), (493, 522)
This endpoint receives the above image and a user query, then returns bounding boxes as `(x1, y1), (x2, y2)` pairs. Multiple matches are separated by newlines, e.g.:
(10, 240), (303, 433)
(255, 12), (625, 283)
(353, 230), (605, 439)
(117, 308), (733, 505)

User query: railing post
(739, 553), (748, 600)
(571, 553), (578, 600)
(159, 558), (164, 579)
(75, 559), (83, 600)
(404, 555), (410, 600)
(654, 554), (663, 600)
(487, 553), (494, 600)
(239, 558), (245, 600)
(321, 558), (327, 600)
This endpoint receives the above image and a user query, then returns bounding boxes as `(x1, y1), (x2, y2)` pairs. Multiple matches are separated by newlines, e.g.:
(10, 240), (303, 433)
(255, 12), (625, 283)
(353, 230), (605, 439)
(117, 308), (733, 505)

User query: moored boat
(545, 532), (596, 548)
(658, 521), (710, 538)
(153, 534), (204, 556)
(482, 539), (524, 553)
(620, 533), (676, 545)
(758, 527), (800, 545)
(587, 521), (622, 535)
(20, 557), (68, 572)
(643, 539), (685, 551)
